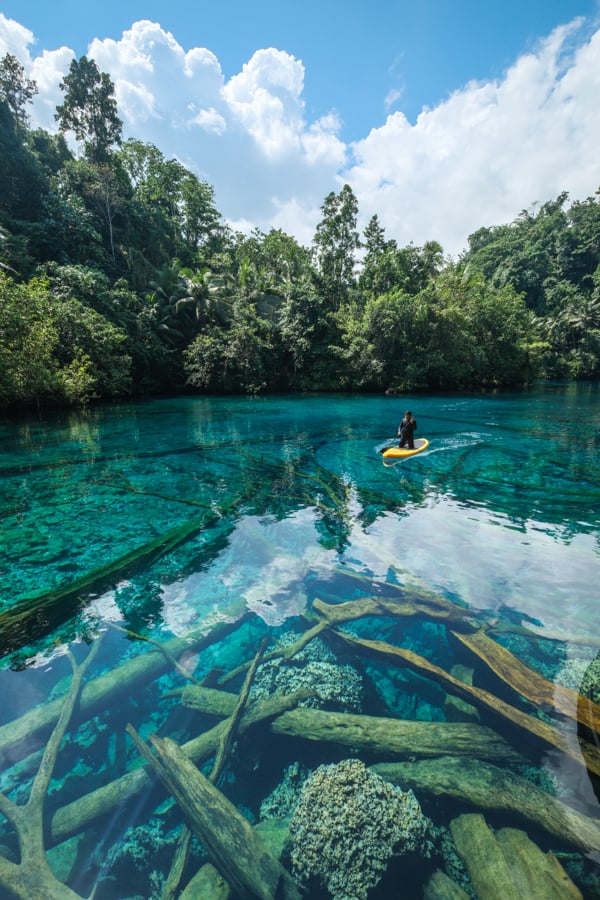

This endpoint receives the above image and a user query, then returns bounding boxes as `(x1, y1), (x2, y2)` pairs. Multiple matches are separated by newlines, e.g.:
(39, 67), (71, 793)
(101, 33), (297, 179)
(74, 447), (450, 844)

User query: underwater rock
(249, 635), (363, 713)
(579, 654), (600, 707)
(289, 758), (434, 900)
(104, 817), (178, 871)
(260, 762), (310, 821)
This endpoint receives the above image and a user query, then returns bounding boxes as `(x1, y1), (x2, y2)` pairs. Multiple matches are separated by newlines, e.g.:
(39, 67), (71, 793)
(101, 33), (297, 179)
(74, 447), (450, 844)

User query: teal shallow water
(0, 386), (599, 897)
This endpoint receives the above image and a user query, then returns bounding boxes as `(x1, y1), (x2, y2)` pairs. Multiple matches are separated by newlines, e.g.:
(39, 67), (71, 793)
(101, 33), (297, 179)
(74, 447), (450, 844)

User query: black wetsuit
(399, 416), (417, 449)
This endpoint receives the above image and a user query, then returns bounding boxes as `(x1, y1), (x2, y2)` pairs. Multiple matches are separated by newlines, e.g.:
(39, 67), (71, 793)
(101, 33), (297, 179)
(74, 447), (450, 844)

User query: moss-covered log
(218, 590), (476, 688)
(452, 628), (600, 737)
(182, 686), (522, 764)
(495, 826), (583, 899)
(312, 594), (476, 632)
(0, 640), (102, 900)
(336, 632), (600, 777)
(450, 814), (583, 899)
(127, 729), (301, 900)
(271, 708), (523, 762)
(48, 689), (311, 847)
(450, 813), (522, 900)
(181, 819), (291, 900)
(209, 637), (267, 784)
(218, 620), (329, 686)
(182, 685), (240, 715)
(0, 616), (250, 763)
(0, 512), (224, 655)
(372, 757), (600, 853)
(424, 871), (470, 900)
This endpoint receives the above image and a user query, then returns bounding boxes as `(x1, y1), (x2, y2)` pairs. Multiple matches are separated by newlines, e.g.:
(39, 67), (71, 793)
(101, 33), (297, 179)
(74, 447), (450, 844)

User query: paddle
(378, 437), (400, 454)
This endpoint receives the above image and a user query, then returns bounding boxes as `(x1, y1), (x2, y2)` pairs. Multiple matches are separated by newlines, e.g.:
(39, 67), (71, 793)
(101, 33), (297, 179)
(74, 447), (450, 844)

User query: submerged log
(495, 826), (583, 899)
(444, 665), (480, 724)
(0, 511), (221, 656)
(312, 594), (476, 631)
(424, 870), (470, 900)
(181, 818), (291, 900)
(0, 615), (251, 764)
(218, 589), (476, 689)
(217, 592), (476, 688)
(0, 639), (102, 900)
(450, 813), (522, 900)
(210, 637), (267, 783)
(372, 757), (600, 853)
(336, 632), (600, 777)
(182, 685), (240, 716)
(182, 686), (522, 764)
(271, 708), (522, 762)
(218, 620), (329, 686)
(162, 826), (192, 900)
(127, 729), (301, 900)
(452, 629), (600, 737)
(48, 689), (311, 848)
(450, 814), (583, 900)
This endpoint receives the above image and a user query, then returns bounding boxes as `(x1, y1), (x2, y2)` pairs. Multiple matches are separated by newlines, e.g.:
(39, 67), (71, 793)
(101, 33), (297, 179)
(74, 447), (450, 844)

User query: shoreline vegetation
(1, 52), (600, 412)
(0, 579), (599, 896)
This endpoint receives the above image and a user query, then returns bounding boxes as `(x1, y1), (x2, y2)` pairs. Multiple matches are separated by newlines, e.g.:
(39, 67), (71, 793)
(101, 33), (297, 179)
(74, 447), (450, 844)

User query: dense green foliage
(1, 52), (599, 409)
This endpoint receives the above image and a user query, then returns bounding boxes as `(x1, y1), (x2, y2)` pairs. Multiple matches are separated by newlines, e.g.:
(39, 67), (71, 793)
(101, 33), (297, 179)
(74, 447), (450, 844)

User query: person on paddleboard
(398, 410), (417, 449)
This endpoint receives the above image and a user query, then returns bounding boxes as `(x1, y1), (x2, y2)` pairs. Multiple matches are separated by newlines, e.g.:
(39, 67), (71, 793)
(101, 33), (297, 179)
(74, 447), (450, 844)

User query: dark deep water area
(0, 385), (599, 898)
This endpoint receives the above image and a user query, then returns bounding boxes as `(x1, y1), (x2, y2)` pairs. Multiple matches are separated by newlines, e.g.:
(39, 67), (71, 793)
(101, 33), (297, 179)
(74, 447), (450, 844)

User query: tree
(312, 184), (360, 308)
(175, 266), (232, 335)
(117, 140), (225, 274)
(0, 53), (38, 128)
(29, 129), (73, 177)
(179, 173), (223, 261)
(50, 295), (132, 400)
(0, 274), (59, 407)
(35, 191), (105, 269)
(362, 214), (387, 258)
(0, 58), (46, 228)
(55, 56), (122, 163)
(333, 289), (431, 391)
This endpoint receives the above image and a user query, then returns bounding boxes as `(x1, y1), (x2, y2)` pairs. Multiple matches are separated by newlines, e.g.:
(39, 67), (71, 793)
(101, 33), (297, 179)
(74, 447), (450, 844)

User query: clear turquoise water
(0, 386), (599, 897)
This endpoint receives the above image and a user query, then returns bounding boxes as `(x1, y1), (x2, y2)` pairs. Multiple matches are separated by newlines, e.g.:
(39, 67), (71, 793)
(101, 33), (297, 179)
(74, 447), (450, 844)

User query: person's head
(405, 410), (412, 419)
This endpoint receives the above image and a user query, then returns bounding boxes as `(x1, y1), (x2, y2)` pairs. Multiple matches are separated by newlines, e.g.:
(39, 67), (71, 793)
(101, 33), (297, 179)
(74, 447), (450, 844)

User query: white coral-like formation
(289, 758), (433, 900)
(250, 636), (363, 712)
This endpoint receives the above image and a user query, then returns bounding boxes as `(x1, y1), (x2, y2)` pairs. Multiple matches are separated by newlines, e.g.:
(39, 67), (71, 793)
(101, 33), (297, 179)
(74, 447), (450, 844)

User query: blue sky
(1, 0), (600, 254)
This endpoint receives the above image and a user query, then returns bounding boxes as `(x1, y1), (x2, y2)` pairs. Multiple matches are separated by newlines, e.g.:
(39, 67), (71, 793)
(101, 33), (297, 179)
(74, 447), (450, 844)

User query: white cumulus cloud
(1, 13), (599, 254)
(347, 18), (600, 255)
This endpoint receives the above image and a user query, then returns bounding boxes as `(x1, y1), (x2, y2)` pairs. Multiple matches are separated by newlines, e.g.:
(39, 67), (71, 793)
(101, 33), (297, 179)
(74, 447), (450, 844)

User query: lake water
(0, 386), (599, 898)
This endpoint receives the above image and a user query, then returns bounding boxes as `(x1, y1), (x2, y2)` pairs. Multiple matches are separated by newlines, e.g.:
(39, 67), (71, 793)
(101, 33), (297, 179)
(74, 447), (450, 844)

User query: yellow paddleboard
(382, 437), (429, 459)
